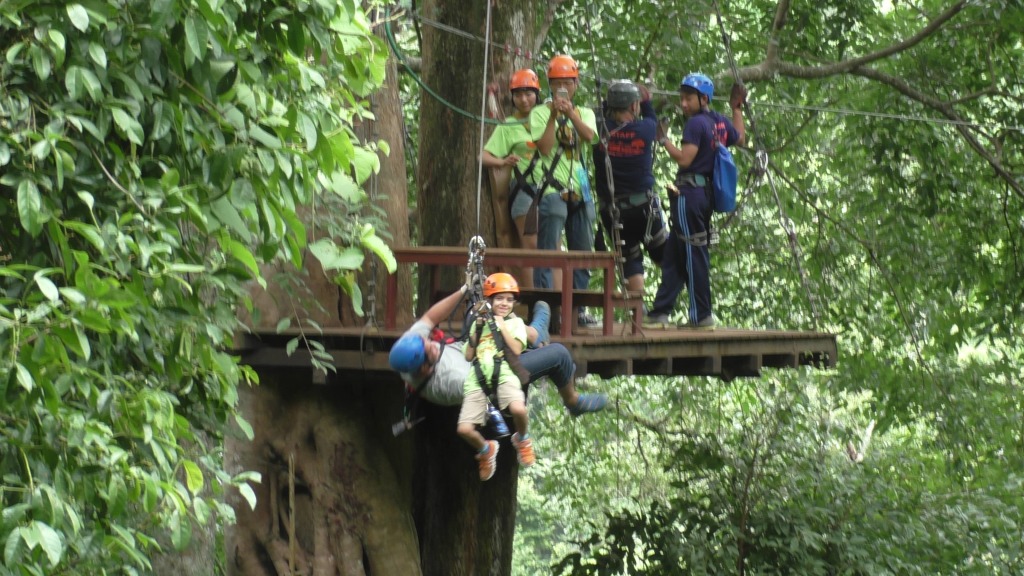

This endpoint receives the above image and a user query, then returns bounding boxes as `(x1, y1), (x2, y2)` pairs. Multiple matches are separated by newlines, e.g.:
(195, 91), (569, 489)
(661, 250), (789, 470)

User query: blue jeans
(519, 343), (575, 389)
(650, 186), (712, 323)
(534, 193), (597, 290)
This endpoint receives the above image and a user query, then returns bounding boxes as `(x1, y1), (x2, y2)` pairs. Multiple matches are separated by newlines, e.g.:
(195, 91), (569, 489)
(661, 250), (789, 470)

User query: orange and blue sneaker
(476, 440), (499, 481)
(511, 433), (536, 467)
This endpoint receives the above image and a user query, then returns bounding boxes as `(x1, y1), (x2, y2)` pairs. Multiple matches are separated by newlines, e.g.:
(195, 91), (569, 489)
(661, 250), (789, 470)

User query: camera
(486, 403), (510, 438)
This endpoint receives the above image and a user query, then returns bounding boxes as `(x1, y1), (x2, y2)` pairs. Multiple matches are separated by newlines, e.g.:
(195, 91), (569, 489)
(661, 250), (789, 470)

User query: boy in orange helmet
(458, 273), (535, 481)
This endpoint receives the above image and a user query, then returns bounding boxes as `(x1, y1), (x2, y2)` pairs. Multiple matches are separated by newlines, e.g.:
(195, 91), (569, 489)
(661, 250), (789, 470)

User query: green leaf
(211, 196), (252, 241)
(297, 112), (317, 151)
(15, 363), (34, 392)
(29, 522), (62, 567)
(34, 273), (60, 302)
(285, 336), (299, 356)
(4, 529), (21, 567)
(359, 226), (397, 273)
(53, 325), (88, 359)
(47, 29), (66, 68)
(249, 123), (282, 149)
(17, 179), (44, 236)
(63, 220), (105, 251)
(309, 238), (364, 272)
(193, 498), (211, 525)
(66, 4), (90, 32)
(234, 414), (255, 440)
(183, 460), (205, 495)
(170, 509), (192, 551)
(184, 15), (200, 67)
(222, 238), (259, 279)
(79, 67), (102, 101)
(88, 42), (106, 68)
(111, 108), (144, 145)
(275, 317), (292, 332)
(336, 273), (363, 316)
(238, 483), (258, 511)
(30, 44), (51, 80)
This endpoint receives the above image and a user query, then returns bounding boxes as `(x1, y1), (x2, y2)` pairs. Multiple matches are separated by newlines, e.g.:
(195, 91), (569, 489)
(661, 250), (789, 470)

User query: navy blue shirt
(593, 100), (658, 201)
(677, 109), (740, 181)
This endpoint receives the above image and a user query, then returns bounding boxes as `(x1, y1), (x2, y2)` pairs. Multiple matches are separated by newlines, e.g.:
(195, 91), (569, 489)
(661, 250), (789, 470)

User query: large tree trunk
(229, 2), (544, 575)
(413, 1), (540, 574)
(226, 369), (420, 576)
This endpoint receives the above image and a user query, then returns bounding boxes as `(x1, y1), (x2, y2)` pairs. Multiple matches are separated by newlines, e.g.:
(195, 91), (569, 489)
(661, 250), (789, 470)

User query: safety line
(474, 1), (494, 234)
(402, 9), (1022, 134)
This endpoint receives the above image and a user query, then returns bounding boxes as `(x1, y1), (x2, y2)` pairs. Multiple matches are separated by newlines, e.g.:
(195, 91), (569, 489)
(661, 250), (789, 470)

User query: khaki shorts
(457, 378), (525, 426)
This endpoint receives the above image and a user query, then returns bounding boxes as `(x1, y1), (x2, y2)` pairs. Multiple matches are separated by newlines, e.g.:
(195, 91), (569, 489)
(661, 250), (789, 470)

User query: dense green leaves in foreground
(1, 0), (389, 572)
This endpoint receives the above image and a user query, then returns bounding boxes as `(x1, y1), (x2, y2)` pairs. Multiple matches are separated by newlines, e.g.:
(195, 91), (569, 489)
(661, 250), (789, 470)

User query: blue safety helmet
(680, 73), (714, 102)
(389, 333), (426, 373)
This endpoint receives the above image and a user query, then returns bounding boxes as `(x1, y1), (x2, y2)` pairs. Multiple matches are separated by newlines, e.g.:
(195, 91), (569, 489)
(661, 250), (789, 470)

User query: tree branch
(735, 0), (967, 82)
(534, 0), (566, 56)
(764, 0), (791, 64)
(850, 65), (1024, 200)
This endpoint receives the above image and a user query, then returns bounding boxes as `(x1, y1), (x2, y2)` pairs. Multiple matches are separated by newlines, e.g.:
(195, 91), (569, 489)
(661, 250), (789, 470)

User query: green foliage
(0, 0), (389, 572)
(505, 0), (1024, 574)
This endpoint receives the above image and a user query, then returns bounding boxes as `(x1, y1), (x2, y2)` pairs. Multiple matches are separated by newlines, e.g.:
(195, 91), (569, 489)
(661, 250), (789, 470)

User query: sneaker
(511, 433), (535, 467)
(476, 440), (499, 481)
(577, 308), (600, 329)
(528, 301), (551, 349)
(642, 312), (671, 328)
(567, 393), (608, 416)
(680, 314), (717, 330)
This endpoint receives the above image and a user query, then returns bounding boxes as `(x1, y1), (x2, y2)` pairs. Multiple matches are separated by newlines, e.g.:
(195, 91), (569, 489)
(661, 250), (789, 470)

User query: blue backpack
(704, 116), (738, 213)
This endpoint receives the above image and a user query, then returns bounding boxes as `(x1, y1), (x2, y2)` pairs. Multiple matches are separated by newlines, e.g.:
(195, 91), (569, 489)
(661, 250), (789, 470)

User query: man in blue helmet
(646, 73), (746, 329)
(389, 279), (607, 415)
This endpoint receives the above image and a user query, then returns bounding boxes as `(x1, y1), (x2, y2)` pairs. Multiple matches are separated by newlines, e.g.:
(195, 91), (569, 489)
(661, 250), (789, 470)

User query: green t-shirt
(484, 119), (541, 182)
(463, 315), (527, 394)
(530, 102), (598, 195)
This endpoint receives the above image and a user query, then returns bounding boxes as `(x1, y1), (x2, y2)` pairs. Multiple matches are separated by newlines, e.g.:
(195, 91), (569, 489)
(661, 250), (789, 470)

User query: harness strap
(675, 229), (709, 247)
(676, 173), (709, 188)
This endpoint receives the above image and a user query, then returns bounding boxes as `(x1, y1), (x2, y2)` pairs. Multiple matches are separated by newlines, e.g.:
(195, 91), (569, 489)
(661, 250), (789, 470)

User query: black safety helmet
(606, 79), (641, 109)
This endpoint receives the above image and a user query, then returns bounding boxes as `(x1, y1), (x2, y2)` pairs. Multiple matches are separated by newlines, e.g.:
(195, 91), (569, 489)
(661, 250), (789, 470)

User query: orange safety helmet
(483, 272), (520, 297)
(547, 55), (579, 80)
(509, 68), (540, 92)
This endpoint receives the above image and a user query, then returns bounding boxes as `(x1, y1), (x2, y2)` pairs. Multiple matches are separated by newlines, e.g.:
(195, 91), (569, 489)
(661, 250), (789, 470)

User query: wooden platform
(235, 323), (837, 381)
(239, 245), (837, 380)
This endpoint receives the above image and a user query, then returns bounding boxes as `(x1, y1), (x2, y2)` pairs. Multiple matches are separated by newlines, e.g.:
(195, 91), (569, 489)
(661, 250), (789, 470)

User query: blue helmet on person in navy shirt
(680, 73), (714, 102)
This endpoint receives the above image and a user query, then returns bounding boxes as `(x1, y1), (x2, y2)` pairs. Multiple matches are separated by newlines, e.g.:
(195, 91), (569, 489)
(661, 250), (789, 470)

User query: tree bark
(413, 1), (540, 574)
(226, 369), (420, 576)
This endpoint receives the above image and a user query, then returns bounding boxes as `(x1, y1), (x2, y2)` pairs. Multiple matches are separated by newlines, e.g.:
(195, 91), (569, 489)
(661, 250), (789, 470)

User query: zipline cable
(383, 8), (514, 127)
(711, 0), (821, 330)
(390, 9), (1023, 134)
(474, 0), (495, 233)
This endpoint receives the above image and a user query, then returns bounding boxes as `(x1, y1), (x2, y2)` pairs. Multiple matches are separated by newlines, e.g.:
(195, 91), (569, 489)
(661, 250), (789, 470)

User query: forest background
(1, 0), (1022, 574)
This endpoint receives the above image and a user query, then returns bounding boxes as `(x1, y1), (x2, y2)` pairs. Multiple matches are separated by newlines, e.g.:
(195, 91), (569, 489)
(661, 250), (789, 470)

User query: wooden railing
(385, 246), (640, 336)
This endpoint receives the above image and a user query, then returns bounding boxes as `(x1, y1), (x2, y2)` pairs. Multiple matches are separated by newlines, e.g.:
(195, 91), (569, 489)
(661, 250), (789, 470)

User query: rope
(390, 9), (1024, 134)
(383, 9), (514, 127)
(710, 0), (820, 330)
(474, 0), (495, 233)
(582, 0), (634, 331)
